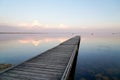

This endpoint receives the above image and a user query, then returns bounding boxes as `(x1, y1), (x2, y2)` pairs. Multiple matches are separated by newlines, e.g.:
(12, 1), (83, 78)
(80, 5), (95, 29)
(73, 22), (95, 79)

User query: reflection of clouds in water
(0, 34), (70, 66)
(0, 34), (71, 42)
(18, 38), (67, 46)
(32, 40), (41, 46)
(19, 40), (41, 46)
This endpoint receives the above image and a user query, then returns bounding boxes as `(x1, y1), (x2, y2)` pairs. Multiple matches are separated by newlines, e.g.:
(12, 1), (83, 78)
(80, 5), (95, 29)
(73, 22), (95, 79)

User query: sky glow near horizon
(0, 0), (120, 32)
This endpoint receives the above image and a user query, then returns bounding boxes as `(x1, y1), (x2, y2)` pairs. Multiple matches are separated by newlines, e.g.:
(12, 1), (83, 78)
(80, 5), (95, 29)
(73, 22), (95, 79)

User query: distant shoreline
(0, 32), (74, 34)
(0, 32), (120, 35)
(0, 32), (47, 34)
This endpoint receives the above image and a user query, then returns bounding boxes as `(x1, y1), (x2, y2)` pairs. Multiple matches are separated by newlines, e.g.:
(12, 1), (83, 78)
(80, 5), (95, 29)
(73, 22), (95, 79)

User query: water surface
(0, 34), (71, 65)
(74, 34), (120, 80)
(0, 34), (120, 80)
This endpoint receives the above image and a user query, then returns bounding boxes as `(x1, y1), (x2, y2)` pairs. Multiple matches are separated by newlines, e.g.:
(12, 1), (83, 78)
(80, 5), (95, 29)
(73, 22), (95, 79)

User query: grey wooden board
(0, 36), (80, 80)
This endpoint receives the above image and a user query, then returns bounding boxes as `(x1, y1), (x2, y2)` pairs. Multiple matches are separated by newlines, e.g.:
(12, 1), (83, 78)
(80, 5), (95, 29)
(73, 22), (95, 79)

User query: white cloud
(59, 24), (68, 29)
(17, 20), (44, 30)
(43, 24), (69, 29)
(31, 20), (42, 26)
(1, 20), (71, 31)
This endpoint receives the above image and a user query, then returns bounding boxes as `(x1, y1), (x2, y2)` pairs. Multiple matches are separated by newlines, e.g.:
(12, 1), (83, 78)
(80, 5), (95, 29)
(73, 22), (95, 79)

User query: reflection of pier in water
(0, 36), (80, 80)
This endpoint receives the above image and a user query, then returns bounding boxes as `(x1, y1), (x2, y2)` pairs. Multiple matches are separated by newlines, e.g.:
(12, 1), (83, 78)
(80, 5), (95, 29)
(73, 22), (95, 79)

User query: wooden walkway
(0, 36), (80, 80)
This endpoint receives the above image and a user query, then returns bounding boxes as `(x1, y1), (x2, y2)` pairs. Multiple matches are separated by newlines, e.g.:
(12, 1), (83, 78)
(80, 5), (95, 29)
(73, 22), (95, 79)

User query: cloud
(0, 20), (120, 33)
(59, 24), (68, 29)
(31, 20), (42, 26)
(0, 24), (24, 32)
(19, 40), (41, 46)
(17, 20), (69, 30)
(18, 37), (67, 46)
(18, 20), (43, 28)
(43, 24), (69, 29)
(0, 22), (70, 33)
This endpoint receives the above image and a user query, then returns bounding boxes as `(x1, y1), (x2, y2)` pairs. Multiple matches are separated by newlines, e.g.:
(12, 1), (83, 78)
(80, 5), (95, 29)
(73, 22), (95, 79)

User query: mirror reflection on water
(74, 35), (120, 80)
(0, 34), (120, 80)
(0, 34), (71, 65)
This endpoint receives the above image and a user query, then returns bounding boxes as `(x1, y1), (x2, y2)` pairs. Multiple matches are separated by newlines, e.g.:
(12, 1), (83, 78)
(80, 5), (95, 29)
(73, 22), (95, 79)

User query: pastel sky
(0, 0), (120, 32)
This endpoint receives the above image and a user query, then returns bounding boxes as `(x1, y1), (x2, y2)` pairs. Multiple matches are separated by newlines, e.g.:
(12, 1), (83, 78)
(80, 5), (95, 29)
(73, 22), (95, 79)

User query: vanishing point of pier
(0, 36), (80, 80)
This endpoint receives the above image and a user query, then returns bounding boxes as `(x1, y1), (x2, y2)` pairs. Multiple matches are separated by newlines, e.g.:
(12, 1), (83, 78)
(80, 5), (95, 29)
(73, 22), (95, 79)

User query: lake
(0, 34), (72, 65)
(74, 34), (120, 80)
(0, 34), (120, 80)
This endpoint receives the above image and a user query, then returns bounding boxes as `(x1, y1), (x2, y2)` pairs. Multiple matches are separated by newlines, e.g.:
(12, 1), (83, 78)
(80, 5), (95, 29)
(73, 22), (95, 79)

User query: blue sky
(0, 0), (120, 32)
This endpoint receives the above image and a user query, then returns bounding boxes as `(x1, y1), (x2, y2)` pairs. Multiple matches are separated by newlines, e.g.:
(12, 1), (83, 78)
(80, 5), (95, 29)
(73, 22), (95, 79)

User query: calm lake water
(74, 34), (120, 80)
(0, 34), (120, 80)
(0, 34), (71, 65)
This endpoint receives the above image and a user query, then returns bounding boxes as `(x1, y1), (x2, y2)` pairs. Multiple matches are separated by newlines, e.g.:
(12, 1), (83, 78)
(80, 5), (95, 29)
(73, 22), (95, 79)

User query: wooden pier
(0, 36), (80, 80)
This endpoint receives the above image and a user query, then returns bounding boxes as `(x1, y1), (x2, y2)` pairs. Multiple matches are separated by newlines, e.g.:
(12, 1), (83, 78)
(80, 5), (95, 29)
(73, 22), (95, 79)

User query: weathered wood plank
(0, 36), (80, 80)
(0, 76), (21, 80)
